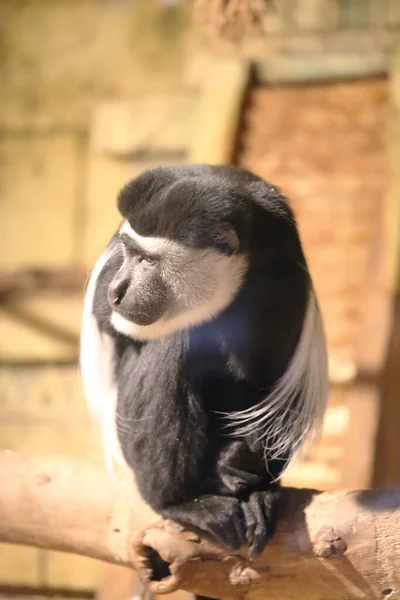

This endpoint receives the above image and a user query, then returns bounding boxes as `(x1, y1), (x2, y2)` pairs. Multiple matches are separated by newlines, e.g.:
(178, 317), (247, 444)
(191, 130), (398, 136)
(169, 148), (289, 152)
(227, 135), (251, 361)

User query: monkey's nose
(109, 279), (129, 307)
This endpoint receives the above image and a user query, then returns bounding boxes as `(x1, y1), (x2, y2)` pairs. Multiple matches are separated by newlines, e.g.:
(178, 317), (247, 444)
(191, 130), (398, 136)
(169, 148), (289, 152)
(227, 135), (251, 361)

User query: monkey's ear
(214, 223), (240, 256)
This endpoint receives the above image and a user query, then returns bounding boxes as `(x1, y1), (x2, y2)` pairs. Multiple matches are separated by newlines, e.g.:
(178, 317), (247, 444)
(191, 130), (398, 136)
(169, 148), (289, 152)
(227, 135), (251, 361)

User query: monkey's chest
(122, 391), (257, 510)
(116, 338), (262, 510)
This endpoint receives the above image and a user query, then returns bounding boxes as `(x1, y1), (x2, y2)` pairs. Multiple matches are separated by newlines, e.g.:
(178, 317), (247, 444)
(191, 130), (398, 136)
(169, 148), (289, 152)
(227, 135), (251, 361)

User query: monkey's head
(108, 165), (303, 340)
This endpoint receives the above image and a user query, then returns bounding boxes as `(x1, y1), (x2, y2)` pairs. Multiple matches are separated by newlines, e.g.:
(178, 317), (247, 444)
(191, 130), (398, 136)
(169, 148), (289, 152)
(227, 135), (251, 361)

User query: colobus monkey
(81, 164), (328, 563)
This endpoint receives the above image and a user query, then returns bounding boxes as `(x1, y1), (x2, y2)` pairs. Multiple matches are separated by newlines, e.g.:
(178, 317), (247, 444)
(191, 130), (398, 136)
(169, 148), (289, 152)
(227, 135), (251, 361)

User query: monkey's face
(109, 220), (248, 340)
(107, 163), (299, 340)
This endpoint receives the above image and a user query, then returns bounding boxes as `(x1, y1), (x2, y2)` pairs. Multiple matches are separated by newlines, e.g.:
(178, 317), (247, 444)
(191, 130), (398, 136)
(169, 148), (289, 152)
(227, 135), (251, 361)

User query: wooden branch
(0, 267), (87, 301)
(1, 451), (400, 599)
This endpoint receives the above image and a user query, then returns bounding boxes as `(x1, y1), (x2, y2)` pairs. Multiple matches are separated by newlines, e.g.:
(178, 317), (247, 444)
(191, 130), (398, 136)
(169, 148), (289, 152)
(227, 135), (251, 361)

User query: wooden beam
(188, 59), (250, 165)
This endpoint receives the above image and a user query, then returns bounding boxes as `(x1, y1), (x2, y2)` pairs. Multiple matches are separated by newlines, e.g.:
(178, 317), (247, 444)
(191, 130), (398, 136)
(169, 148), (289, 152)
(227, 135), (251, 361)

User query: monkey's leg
(160, 494), (247, 551)
(216, 440), (265, 495)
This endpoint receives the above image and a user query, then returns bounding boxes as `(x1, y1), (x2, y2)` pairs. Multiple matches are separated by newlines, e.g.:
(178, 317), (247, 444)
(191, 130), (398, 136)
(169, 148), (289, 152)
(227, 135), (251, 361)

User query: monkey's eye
(213, 223), (240, 256)
(139, 255), (157, 267)
(215, 241), (231, 254)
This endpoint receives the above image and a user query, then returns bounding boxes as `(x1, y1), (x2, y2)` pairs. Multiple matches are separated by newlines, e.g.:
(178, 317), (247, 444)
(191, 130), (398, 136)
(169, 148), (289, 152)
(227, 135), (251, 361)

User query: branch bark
(0, 451), (399, 599)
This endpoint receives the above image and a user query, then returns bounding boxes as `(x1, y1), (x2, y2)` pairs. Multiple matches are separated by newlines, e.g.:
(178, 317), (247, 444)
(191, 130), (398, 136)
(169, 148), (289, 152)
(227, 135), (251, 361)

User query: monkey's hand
(160, 495), (247, 552)
(217, 440), (281, 560)
(160, 442), (281, 558)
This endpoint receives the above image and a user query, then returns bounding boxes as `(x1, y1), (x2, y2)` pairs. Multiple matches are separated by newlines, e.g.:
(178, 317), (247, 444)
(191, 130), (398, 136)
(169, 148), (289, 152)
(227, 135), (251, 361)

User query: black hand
(161, 495), (247, 551)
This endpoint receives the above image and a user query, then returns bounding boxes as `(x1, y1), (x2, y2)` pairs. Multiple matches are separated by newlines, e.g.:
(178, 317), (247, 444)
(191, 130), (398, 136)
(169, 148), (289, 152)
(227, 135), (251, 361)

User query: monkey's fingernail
(248, 543), (261, 561)
(246, 525), (255, 544)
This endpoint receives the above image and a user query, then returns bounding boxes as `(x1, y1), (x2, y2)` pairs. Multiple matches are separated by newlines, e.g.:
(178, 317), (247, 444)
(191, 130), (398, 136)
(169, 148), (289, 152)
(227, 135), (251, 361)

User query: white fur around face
(80, 245), (125, 470)
(111, 220), (249, 340)
(120, 220), (168, 254)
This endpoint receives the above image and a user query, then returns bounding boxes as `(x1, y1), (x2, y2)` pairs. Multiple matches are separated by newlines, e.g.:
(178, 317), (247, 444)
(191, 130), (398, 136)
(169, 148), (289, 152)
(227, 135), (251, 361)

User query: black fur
(92, 165), (310, 564)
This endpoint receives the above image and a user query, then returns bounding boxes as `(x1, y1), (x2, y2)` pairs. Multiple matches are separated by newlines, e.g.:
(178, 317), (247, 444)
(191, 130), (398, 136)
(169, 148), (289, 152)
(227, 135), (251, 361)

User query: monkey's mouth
(112, 305), (162, 327)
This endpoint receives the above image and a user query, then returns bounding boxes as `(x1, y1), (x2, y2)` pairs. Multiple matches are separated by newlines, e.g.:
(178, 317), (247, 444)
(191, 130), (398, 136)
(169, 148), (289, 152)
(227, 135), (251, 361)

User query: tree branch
(0, 451), (399, 599)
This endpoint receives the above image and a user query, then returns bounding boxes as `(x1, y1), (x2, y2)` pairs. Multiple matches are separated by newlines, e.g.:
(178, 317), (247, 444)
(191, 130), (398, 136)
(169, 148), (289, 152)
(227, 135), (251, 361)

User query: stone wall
(0, 0), (192, 271)
(0, 0), (191, 130)
(0, 0), (197, 363)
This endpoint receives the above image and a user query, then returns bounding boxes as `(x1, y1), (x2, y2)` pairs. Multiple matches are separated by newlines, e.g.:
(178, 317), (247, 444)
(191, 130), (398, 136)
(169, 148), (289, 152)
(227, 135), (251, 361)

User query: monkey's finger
(248, 520), (268, 560)
(211, 512), (246, 550)
(241, 501), (256, 545)
(244, 493), (270, 560)
(234, 509), (248, 548)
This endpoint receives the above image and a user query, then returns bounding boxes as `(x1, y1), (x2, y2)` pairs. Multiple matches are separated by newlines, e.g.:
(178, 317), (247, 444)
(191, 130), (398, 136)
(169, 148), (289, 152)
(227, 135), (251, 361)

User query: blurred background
(1, 0), (400, 598)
